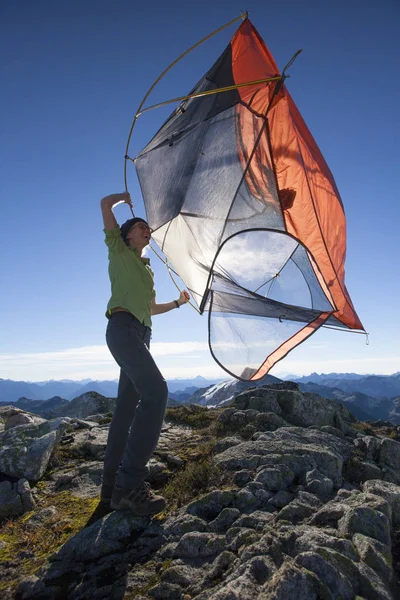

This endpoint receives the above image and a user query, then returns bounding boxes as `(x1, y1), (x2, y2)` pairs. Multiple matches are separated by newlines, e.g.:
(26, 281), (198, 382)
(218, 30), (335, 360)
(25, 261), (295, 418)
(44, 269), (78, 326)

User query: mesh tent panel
(209, 308), (327, 380)
(213, 230), (333, 312)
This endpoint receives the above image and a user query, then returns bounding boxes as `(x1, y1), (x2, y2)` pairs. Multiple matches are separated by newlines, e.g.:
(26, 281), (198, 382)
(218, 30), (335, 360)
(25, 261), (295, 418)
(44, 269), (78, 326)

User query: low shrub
(162, 457), (223, 509)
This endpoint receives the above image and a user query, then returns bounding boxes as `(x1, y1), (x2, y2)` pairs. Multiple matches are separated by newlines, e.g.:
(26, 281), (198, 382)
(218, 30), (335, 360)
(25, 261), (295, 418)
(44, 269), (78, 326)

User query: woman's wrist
(174, 300), (180, 309)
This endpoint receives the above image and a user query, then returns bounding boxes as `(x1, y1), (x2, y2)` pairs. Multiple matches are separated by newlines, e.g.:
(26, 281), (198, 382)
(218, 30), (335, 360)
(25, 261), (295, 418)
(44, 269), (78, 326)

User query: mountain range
(184, 376), (400, 425)
(2, 372), (400, 425)
(292, 372), (400, 398)
(0, 376), (223, 404)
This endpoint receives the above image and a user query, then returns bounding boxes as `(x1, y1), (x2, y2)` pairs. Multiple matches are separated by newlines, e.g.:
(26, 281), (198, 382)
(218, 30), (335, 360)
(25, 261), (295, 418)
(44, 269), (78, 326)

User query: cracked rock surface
(1, 383), (400, 599)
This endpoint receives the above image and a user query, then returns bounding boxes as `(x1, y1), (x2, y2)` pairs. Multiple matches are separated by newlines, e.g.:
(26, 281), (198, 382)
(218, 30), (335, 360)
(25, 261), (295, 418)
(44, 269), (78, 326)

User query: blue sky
(1, 0), (399, 382)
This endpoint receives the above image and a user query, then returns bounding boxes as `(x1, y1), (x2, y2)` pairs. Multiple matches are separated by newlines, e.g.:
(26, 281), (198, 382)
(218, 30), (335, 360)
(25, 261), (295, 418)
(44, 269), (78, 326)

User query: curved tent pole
(135, 76), (283, 117)
(124, 11), (248, 213)
(148, 241), (201, 314)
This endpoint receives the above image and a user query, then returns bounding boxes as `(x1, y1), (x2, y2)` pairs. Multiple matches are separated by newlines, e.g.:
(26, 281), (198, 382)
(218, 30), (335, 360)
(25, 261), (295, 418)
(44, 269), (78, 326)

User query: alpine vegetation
(1, 382), (400, 599)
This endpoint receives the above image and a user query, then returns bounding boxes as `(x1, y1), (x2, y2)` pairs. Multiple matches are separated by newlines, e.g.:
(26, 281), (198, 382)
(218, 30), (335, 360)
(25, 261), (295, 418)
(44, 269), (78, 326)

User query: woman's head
(120, 218), (151, 250)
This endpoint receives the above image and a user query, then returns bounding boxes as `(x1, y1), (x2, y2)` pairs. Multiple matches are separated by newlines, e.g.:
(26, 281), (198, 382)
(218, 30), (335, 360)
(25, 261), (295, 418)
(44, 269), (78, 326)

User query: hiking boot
(99, 484), (114, 508)
(110, 481), (166, 516)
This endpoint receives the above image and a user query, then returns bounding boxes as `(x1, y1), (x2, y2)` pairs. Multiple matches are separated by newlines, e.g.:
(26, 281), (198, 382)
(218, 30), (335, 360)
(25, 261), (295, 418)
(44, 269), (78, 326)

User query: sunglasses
(132, 222), (153, 234)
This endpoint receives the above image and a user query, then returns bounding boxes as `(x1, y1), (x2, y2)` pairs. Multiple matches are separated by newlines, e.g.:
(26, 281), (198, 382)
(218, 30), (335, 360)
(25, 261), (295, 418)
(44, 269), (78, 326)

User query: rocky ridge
(1, 383), (400, 599)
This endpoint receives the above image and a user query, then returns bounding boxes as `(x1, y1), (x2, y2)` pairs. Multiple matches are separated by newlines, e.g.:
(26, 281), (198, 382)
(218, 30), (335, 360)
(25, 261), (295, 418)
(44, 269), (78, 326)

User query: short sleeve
(104, 227), (125, 254)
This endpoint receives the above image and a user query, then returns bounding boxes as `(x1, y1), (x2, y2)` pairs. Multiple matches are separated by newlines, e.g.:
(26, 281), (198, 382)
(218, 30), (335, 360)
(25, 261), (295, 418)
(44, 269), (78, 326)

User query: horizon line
(1, 371), (398, 384)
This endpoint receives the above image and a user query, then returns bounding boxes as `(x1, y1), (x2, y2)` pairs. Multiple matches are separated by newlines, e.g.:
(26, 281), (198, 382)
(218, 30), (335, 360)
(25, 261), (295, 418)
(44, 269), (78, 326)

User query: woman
(100, 192), (189, 516)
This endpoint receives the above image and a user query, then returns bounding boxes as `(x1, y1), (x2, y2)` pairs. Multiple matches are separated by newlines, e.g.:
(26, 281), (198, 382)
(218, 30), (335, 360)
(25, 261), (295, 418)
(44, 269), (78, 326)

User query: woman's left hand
(178, 290), (190, 306)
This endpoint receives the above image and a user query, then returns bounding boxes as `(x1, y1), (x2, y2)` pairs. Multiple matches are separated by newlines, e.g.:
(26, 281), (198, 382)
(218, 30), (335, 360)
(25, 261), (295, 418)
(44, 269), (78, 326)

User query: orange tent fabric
(230, 19), (363, 377)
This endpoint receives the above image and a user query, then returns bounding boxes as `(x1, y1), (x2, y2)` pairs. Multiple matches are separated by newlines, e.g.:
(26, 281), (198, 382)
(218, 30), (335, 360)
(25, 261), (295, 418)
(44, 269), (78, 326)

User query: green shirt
(104, 227), (155, 328)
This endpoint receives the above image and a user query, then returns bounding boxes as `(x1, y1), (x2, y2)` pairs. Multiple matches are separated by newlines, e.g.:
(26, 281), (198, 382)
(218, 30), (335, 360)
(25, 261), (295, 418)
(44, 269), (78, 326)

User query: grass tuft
(161, 432), (231, 509)
(163, 457), (223, 509)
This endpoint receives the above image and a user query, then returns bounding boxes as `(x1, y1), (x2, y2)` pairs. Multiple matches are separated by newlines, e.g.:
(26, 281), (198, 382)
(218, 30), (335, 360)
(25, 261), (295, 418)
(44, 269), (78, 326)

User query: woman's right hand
(101, 192), (133, 210)
(101, 192), (133, 230)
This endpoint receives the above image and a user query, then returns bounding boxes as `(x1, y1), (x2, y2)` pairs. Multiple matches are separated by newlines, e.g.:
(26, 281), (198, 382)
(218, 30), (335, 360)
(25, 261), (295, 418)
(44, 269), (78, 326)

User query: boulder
(293, 525), (359, 561)
(233, 389), (283, 414)
(0, 418), (70, 481)
(262, 562), (322, 599)
(186, 490), (236, 520)
(161, 564), (203, 587)
(164, 513), (207, 537)
(338, 506), (391, 546)
(254, 411), (291, 431)
(0, 477), (35, 518)
(268, 490), (294, 509)
(208, 507), (241, 533)
(50, 460), (104, 498)
(345, 457), (383, 484)
(17, 477), (35, 511)
(278, 501), (315, 524)
(352, 533), (393, 583)
(305, 468), (334, 497)
(68, 427), (109, 460)
(354, 435), (381, 461)
(273, 389), (354, 429)
(173, 532), (226, 558)
(53, 511), (149, 562)
(295, 551), (354, 599)
(362, 480), (400, 527)
(5, 413), (35, 430)
(379, 437), (400, 470)
(0, 480), (23, 518)
(0, 406), (46, 431)
(214, 427), (351, 486)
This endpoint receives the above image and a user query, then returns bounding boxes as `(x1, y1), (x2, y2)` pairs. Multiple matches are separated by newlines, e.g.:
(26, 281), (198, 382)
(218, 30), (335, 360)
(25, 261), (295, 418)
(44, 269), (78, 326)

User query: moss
(159, 558), (173, 571)
(0, 490), (99, 595)
(34, 480), (48, 491)
(19, 510), (36, 524)
(165, 405), (222, 430)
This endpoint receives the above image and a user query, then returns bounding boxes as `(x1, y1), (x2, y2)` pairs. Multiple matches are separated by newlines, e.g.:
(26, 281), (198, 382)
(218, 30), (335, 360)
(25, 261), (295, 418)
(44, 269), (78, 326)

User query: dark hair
(120, 218), (148, 245)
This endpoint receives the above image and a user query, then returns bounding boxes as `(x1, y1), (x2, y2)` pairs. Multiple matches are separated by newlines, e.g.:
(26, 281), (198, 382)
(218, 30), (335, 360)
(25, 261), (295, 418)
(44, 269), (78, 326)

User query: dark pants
(102, 312), (168, 491)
